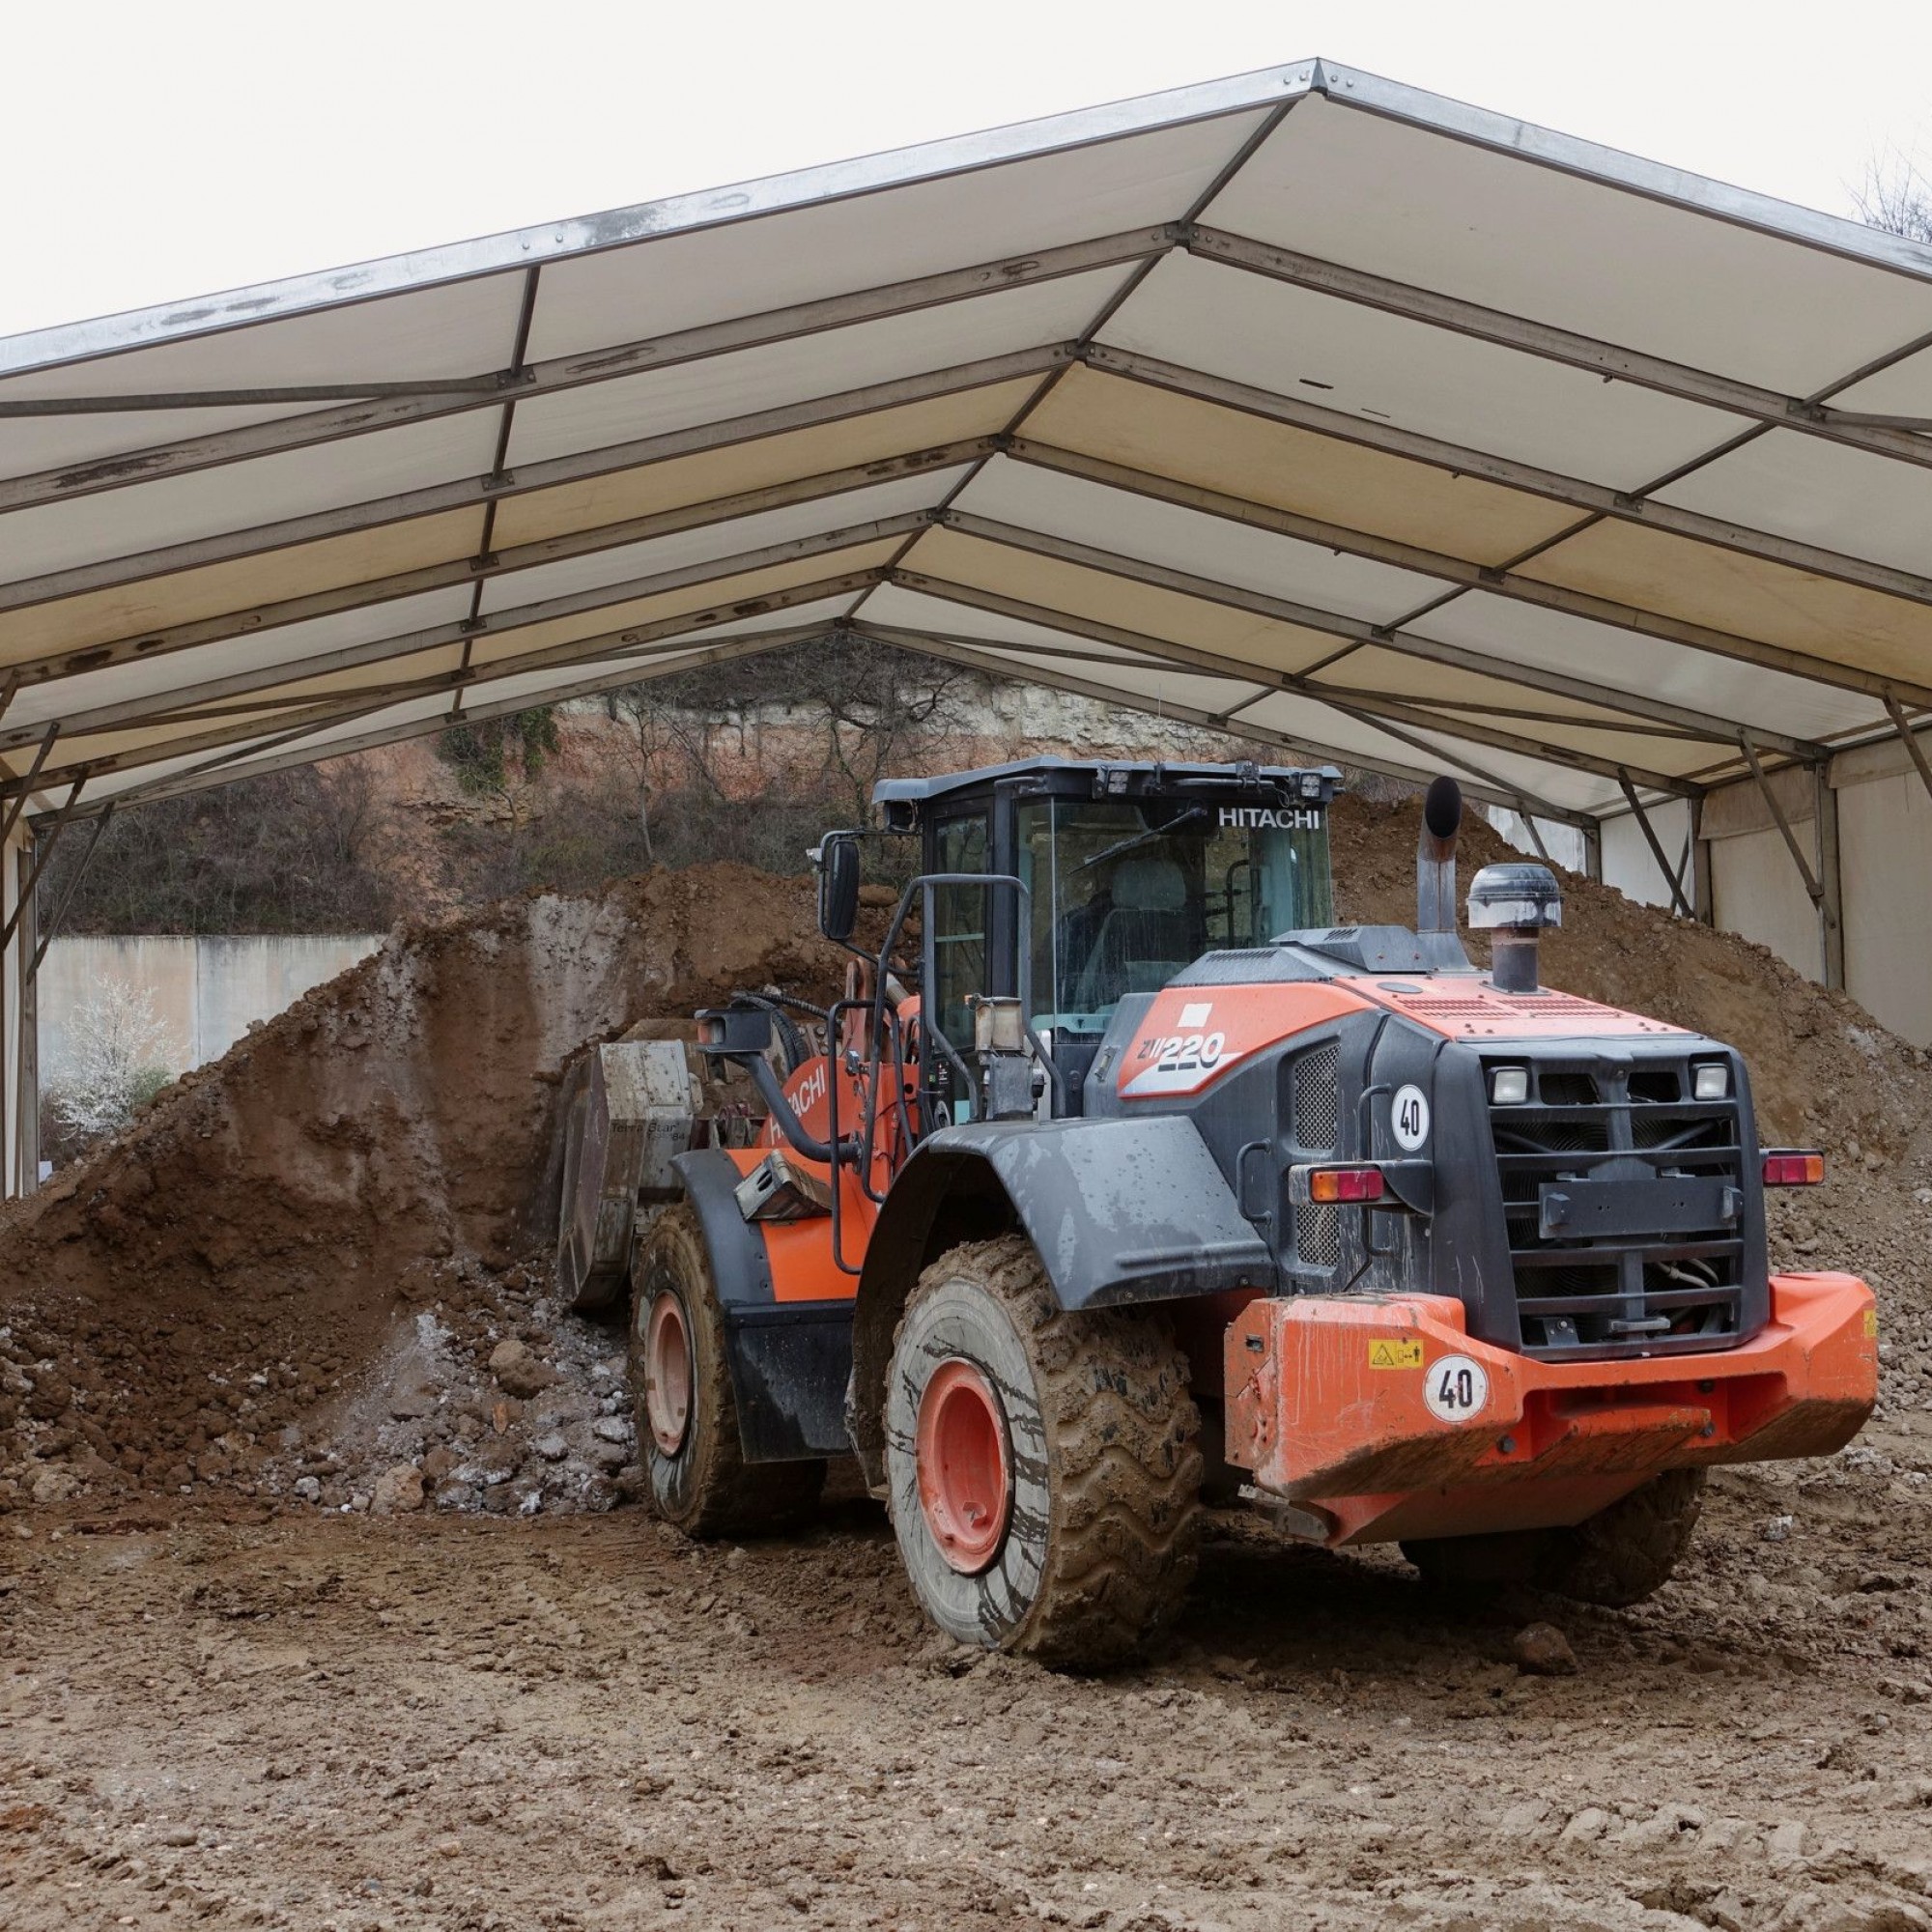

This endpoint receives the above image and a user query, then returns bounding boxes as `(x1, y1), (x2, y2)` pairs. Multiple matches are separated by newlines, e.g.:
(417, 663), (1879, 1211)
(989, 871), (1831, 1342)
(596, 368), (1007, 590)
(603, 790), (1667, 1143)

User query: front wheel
(1404, 1467), (1708, 1607)
(630, 1205), (824, 1537)
(885, 1235), (1202, 1669)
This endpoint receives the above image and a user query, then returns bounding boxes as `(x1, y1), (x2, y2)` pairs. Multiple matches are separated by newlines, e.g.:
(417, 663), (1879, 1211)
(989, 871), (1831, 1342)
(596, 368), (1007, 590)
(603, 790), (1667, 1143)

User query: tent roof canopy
(6, 55), (1932, 836)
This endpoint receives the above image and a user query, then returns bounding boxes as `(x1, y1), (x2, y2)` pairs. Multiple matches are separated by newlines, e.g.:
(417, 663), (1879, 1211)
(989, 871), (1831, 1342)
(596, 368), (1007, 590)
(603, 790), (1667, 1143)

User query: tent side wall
(1604, 730), (1932, 1047)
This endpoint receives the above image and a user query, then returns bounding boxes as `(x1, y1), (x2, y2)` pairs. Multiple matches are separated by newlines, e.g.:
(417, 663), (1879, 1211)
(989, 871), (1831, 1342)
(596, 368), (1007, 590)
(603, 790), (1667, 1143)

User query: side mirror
(815, 834), (861, 944)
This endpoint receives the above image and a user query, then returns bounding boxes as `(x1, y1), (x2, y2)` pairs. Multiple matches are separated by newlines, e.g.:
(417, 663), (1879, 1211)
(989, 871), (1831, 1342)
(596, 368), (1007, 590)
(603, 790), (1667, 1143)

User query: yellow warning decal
(1369, 1338), (1424, 1370)
(1865, 1307), (1880, 1338)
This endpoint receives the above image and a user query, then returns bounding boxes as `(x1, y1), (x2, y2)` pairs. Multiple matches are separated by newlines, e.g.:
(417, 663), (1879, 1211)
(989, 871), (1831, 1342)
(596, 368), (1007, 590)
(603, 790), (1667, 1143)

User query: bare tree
(1855, 150), (1932, 243)
(814, 636), (980, 822)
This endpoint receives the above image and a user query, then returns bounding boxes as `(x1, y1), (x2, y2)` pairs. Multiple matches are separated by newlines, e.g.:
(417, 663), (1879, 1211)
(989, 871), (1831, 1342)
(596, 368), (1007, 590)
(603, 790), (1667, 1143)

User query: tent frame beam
(6, 511), (918, 763)
(887, 563), (1703, 797)
(0, 439), (994, 700)
(0, 779), (85, 951)
(28, 803), (114, 980)
(851, 616), (1593, 829)
(0, 229), (1169, 511)
(1186, 226), (1932, 475)
(1, 585), (862, 802)
(0, 346), (1067, 618)
(937, 505), (1828, 755)
(1005, 438), (1932, 711)
(41, 632), (802, 824)
(1084, 344), (1932, 614)
(1615, 771), (1694, 918)
(1883, 698), (1932, 809)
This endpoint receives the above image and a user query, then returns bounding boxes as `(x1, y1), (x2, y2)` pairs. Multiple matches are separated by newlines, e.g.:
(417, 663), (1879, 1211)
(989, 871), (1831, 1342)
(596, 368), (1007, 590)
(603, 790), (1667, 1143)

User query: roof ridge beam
(1004, 437), (1930, 710)
(0, 346), (1070, 616)
(1182, 225), (1932, 474)
(0, 513), (930, 752)
(0, 230), (1169, 514)
(885, 564), (1699, 796)
(850, 615), (1593, 829)
(1080, 344), (1932, 612)
(938, 505), (1828, 755)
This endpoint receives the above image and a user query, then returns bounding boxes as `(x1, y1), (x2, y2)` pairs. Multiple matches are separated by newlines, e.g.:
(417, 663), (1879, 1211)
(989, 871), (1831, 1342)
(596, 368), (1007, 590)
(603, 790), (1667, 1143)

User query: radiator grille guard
(1485, 1053), (1758, 1361)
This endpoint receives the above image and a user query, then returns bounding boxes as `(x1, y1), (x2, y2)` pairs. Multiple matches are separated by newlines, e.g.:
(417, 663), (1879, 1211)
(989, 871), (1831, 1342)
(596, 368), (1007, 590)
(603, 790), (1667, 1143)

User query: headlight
(1490, 1066), (1530, 1106)
(1692, 1063), (1729, 1100)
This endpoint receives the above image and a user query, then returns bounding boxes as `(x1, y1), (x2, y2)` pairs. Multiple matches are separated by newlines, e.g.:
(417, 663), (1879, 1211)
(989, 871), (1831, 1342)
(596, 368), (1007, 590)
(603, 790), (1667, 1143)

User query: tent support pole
(1616, 772), (1693, 919)
(1815, 766), (1845, 991)
(1689, 796), (1715, 924)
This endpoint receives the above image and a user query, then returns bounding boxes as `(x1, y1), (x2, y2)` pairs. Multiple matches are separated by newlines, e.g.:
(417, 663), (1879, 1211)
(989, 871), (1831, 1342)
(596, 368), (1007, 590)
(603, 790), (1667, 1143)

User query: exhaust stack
(1416, 777), (1463, 934)
(1467, 862), (1564, 993)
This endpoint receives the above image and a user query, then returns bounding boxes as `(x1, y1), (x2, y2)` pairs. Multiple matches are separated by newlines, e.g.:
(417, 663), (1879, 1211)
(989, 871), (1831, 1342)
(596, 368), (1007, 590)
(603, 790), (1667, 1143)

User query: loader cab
(873, 758), (1340, 1118)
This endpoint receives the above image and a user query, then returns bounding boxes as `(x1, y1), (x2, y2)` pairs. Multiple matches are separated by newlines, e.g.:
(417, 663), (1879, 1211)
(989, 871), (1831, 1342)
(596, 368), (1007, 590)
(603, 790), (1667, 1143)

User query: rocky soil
(3, 799), (1932, 1929)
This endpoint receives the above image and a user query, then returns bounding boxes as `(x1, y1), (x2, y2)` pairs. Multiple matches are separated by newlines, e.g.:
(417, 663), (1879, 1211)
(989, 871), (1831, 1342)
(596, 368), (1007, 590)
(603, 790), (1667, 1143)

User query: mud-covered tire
(630, 1205), (824, 1537)
(1403, 1468), (1707, 1608)
(885, 1234), (1202, 1669)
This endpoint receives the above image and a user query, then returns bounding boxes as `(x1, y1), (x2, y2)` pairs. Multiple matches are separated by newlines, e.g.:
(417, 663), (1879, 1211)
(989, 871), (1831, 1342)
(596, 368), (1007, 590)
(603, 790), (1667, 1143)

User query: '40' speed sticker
(1423, 1353), (1491, 1424)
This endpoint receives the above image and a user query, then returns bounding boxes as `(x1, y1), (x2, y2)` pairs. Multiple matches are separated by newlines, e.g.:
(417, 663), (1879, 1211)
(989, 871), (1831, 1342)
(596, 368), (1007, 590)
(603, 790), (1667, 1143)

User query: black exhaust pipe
(1417, 776), (1462, 934)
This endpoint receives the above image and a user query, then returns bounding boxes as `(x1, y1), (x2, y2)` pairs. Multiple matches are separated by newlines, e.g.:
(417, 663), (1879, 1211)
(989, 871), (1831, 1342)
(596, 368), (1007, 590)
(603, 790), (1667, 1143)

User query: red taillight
(1309, 1165), (1385, 1204)
(1763, 1151), (1825, 1186)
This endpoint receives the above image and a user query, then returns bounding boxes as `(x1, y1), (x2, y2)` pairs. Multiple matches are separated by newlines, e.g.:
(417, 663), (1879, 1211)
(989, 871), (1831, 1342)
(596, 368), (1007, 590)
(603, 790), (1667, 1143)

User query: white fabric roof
(5, 56), (1932, 836)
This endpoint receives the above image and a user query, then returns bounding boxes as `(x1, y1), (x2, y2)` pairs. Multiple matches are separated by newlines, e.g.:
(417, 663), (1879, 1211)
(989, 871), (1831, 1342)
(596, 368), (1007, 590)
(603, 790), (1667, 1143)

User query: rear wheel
(885, 1235), (1202, 1669)
(630, 1205), (825, 1536)
(1404, 1468), (1708, 1607)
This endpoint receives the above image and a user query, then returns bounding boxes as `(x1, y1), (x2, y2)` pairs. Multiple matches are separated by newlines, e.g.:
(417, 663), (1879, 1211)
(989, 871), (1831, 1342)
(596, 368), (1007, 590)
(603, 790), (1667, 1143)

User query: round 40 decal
(1391, 1083), (1431, 1151)
(1423, 1353), (1490, 1424)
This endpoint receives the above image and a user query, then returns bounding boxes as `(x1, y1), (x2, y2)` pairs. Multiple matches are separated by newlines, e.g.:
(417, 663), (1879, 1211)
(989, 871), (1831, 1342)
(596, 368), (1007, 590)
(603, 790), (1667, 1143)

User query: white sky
(3, 0), (1930, 341)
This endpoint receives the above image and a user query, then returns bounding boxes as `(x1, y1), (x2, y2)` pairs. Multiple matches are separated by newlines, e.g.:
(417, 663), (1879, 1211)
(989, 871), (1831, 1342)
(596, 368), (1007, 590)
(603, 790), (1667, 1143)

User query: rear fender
(847, 1116), (1272, 1484)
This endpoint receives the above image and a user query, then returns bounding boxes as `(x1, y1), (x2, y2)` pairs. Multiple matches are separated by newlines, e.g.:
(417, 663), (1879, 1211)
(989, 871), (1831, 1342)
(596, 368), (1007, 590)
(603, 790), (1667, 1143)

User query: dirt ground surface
(5, 800), (1932, 1929)
(6, 1449), (1932, 1932)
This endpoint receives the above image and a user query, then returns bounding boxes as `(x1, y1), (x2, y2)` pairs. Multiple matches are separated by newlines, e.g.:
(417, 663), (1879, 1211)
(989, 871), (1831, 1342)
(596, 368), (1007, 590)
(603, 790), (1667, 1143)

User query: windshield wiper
(1078, 805), (1207, 871)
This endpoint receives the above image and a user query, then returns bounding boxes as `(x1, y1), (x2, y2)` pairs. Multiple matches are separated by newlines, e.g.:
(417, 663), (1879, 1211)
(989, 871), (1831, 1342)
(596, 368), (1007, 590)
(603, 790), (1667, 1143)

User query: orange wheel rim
(915, 1358), (1010, 1575)
(644, 1293), (693, 1455)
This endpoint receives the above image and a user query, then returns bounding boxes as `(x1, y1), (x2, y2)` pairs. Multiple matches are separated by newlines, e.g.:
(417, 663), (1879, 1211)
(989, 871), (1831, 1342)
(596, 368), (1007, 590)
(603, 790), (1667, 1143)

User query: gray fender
(846, 1115), (1271, 1484)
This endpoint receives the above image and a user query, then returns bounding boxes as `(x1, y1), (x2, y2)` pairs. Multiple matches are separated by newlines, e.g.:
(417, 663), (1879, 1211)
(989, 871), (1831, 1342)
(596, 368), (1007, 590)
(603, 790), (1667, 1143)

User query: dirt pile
(0, 864), (854, 1514)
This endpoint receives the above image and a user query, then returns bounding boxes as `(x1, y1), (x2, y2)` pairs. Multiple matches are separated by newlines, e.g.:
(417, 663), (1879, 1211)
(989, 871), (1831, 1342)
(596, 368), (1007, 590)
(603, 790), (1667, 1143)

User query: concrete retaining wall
(39, 934), (384, 1090)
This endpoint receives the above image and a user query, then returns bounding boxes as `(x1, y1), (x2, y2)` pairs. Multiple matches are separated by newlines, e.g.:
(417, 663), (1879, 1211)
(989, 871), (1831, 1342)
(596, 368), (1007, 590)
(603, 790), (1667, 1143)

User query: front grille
(1491, 1058), (1747, 1360)
(1292, 1042), (1342, 1271)
(1293, 1042), (1340, 1149)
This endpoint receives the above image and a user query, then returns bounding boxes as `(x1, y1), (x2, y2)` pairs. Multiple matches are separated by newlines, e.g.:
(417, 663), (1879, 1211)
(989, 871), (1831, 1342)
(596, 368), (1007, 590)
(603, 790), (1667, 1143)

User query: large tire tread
(890, 1234), (1202, 1669)
(1403, 1466), (1707, 1608)
(631, 1205), (824, 1540)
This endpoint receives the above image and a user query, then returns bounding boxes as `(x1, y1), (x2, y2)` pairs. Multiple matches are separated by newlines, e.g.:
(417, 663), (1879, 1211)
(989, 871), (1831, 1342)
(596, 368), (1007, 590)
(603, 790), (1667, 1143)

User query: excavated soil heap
(2, 797), (1930, 1511)
(0, 864), (854, 1504)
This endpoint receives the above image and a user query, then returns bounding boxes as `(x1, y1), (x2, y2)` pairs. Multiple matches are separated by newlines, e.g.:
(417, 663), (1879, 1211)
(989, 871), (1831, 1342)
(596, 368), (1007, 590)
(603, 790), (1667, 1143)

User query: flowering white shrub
(47, 980), (178, 1144)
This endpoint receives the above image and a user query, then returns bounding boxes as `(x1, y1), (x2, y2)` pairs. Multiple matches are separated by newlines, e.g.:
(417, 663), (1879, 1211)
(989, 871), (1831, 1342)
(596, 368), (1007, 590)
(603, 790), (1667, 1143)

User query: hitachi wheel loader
(557, 758), (1877, 1667)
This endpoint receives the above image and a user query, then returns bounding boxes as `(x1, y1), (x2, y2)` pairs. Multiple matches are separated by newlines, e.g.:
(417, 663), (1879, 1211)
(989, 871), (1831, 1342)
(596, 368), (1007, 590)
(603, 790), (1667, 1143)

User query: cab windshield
(1017, 796), (1333, 1033)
